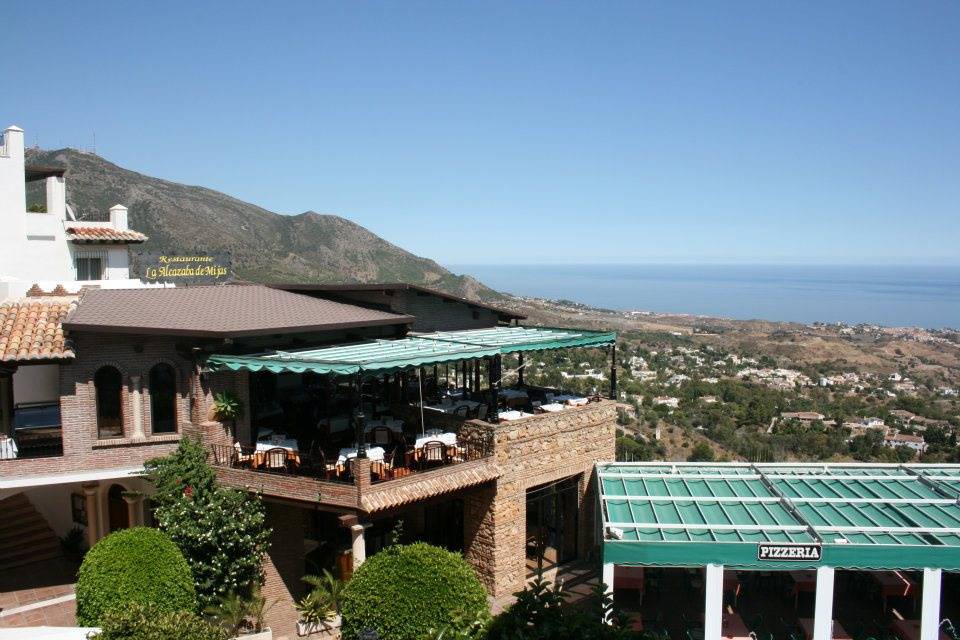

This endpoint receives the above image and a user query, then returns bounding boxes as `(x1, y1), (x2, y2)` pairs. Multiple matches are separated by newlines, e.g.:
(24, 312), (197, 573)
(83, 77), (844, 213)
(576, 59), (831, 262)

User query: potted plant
(212, 391), (244, 434)
(204, 585), (274, 639)
(58, 525), (87, 562)
(295, 570), (343, 637)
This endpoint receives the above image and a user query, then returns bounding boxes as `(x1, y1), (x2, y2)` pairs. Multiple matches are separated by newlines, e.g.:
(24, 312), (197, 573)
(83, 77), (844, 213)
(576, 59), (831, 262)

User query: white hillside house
(0, 125), (151, 301)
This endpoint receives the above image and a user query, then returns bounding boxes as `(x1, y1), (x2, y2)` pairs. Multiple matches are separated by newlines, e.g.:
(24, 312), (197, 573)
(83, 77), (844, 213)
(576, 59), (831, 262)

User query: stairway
(0, 493), (62, 571)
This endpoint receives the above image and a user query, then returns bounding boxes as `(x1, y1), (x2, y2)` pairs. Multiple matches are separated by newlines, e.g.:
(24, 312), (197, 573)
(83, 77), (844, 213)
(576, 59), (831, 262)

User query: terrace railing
(207, 443), (354, 484)
(369, 431), (494, 484)
(6, 428), (64, 459)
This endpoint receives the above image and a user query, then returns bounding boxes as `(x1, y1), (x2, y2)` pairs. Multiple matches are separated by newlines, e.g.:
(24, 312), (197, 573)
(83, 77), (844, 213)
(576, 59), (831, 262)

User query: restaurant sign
(135, 252), (233, 284)
(757, 543), (822, 562)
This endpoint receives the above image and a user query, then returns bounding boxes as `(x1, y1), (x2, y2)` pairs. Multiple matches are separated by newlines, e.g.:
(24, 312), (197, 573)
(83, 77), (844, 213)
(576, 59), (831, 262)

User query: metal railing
(370, 434), (494, 484)
(207, 443), (354, 484)
(8, 428), (64, 459)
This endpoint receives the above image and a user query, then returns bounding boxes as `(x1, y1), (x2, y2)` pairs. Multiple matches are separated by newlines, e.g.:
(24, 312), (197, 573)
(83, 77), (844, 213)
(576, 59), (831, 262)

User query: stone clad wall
(463, 400), (616, 596)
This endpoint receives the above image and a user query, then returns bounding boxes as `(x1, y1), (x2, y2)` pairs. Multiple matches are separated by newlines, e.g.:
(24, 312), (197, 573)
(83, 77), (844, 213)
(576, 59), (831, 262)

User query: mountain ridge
(24, 147), (496, 301)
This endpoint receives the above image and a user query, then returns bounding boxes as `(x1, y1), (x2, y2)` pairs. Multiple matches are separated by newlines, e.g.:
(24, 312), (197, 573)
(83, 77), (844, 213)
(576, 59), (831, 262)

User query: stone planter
(297, 615), (341, 637)
(234, 629), (272, 640)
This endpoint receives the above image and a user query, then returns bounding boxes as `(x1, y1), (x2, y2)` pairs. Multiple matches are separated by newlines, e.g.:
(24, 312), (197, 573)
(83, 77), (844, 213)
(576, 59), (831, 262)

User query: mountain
(24, 148), (495, 300)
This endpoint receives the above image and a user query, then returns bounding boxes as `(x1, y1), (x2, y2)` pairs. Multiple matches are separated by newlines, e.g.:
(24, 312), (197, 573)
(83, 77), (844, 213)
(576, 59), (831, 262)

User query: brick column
(82, 482), (100, 547)
(122, 492), (143, 527)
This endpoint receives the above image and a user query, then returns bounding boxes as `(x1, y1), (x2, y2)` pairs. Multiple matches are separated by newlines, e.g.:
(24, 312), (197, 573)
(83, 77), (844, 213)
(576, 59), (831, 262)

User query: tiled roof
(65, 226), (148, 244)
(0, 297), (77, 362)
(63, 284), (413, 338)
(360, 461), (499, 512)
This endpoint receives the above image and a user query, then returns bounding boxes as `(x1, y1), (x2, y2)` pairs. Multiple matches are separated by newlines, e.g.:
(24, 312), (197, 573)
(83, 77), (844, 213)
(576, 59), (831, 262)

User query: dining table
(422, 399), (482, 414)
(337, 446), (386, 465)
(798, 618), (853, 640)
(253, 438), (300, 468)
(538, 402), (567, 413)
(413, 430), (458, 449)
(548, 394), (589, 406)
(499, 410), (535, 421)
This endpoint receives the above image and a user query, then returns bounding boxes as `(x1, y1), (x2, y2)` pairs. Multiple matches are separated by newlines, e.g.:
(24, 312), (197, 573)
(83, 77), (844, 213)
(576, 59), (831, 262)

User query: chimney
(109, 204), (128, 230)
(1, 125), (24, 160)
(45, 175), (66, 218)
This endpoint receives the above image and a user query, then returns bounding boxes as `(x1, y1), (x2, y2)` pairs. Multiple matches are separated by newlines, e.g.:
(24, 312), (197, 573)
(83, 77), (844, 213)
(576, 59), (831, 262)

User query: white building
(0, 125), (150, 302)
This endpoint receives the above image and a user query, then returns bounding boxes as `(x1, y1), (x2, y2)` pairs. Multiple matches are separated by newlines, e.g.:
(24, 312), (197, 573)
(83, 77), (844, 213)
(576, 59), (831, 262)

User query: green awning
(205, 326), (616, 376)
(598, 462), (960, 571)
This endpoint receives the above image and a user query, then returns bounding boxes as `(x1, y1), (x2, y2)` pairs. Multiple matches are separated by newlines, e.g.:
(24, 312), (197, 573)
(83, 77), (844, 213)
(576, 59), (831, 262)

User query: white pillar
(130, 376), (144, 438)
(920, 568), (942, 640)
(705, 564), (724, 640)
(813, 566), (836, 640)
(350, 524), (367, 571)
(109, 204), (128, 230)
(602, 562), (615, 623)
(45, 176), (66, 219)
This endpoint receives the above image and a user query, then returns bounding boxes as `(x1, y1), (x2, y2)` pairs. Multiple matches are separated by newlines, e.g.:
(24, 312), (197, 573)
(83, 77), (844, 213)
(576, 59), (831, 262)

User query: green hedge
(76, 527), (197, 625)
(92, 603), (227, 640)
(340, 542), (489, 640)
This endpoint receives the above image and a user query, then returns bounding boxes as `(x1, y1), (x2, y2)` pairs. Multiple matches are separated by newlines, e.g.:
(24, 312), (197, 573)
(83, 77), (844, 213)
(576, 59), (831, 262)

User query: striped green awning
(205, 326), (615, 376)
(599, 462), (960, 570)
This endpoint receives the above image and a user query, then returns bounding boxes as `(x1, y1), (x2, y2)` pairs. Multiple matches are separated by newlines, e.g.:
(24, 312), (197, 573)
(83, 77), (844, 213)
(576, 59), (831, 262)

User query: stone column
(351, 524), (367, 571)
(82, 482), (100, 547)
(130, 375), (144, 439)
(122, 493), (143, 527)
(704, 564), (724, 640)
(813, 566), (836, 640)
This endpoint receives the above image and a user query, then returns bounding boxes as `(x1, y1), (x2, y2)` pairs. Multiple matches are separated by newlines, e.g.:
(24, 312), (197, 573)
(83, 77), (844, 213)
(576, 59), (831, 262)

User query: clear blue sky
(2, 1), (958, 266)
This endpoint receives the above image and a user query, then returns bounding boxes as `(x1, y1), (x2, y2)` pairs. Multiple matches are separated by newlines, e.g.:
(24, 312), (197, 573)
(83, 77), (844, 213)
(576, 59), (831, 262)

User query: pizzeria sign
(757, 543), (822, 562)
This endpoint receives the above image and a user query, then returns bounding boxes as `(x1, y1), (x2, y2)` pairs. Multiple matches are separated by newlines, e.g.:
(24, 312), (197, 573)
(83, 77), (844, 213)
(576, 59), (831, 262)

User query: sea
(448, 264), (960, 329)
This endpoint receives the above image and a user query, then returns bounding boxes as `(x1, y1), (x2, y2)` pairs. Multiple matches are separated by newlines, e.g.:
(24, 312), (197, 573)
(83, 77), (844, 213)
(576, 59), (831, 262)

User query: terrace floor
(0, 557), (78, 628)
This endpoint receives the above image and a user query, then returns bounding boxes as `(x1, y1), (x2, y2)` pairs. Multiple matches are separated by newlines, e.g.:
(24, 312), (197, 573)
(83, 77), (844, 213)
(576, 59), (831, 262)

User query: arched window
(149, 363), (177, 434)
(94, 366), (123, 438)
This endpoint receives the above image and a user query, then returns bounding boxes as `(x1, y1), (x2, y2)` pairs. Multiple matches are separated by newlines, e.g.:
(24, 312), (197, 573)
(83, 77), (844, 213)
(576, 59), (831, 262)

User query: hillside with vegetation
(24, 147), (495, 299)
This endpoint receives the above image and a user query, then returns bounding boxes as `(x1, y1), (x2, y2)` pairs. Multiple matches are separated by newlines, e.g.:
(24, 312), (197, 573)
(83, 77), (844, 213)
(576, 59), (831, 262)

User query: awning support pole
(601, 562), (614, 623)
(704, 564), (723, 640)
(610, 343), (618, 400)
(813, 566), (835, 640)
(920, 568), (942, 640)
(518, 353), (524, 386)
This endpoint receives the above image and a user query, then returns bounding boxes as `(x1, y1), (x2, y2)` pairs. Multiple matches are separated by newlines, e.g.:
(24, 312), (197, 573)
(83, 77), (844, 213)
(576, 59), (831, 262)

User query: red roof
(66, 226), (148, 244)
(0, 297), (77, 362)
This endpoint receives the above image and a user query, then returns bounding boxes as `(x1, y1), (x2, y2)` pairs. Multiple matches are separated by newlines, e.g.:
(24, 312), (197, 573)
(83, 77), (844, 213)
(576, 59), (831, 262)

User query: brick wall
(0, 333), (201, 479)
(261, 500), (308, 637)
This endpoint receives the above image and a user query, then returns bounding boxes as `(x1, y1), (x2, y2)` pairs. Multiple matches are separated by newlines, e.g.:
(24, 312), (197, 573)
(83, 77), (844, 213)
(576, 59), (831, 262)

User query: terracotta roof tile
(360, 461), (499, 512)
(63, 284), (413, 338)
(65, 226), (148, 243)
(0, 297), (78, 362)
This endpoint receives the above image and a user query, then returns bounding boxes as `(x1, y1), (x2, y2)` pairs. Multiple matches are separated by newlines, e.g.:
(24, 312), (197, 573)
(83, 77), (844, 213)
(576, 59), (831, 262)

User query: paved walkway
(0, 557), (79, 628)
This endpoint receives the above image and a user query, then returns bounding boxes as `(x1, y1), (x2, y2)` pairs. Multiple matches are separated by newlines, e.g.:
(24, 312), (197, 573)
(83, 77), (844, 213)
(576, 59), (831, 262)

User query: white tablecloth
(538, 403), (566, 413)
(255, 439), (298, 453)
(499, 410), (534, 421)
(0, 437), (18, 460)
(414, 431), (458, 449)
(337, 446), (386, 464)
(423, 399), (481, 414)
(364, 418), (404, 434)
(549, 394), (589, 406)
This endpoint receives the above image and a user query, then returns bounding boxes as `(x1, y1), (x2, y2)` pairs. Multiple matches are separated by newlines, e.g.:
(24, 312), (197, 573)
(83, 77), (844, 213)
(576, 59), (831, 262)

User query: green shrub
(76, 527), (196, 625)
(340, 542), (488, 640)
(93, 602), (227, 640)
(145, 438), (271, 609)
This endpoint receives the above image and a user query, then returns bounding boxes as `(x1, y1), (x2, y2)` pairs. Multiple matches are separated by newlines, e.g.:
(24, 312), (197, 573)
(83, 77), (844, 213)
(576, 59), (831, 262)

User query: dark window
(94, 366), (123, 438)
(76, 255), (104, 280)
(149, 363), (177, 433)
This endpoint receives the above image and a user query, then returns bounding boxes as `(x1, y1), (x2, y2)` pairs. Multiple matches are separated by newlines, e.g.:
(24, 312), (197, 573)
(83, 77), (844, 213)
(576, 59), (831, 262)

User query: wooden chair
(420, 440), (449, 469)
(476, 404), (488, 421)
(264, 447), (291, 473)
(233, 442), (254, 467)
